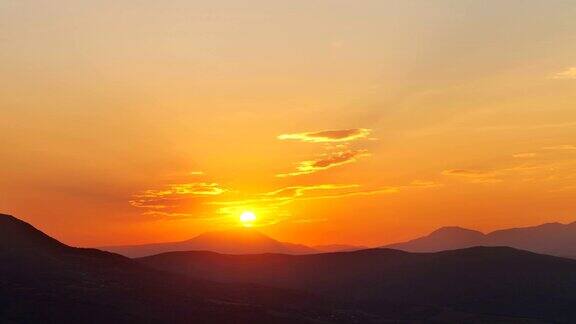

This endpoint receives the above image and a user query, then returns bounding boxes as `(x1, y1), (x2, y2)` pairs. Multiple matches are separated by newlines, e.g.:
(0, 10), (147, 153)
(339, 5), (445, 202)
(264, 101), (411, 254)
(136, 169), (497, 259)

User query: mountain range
(139, 247), (576, 322)
(0, 214), (369, 323)
(384, 221), (576, 259)
(4, 213), (576, 322)
(103, 220), (576, 260)
(101, 228), (319, 257)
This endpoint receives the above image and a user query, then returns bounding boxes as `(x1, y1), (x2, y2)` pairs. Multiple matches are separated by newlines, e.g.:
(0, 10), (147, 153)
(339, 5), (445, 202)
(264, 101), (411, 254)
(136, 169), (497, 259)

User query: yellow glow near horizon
(239, 211), (257, 227)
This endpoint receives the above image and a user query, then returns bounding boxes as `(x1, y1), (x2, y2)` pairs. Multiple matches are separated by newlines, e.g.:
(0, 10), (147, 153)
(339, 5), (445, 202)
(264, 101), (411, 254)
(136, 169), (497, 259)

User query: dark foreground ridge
(4, 213), (576, 323)
(140, 246), (576, 323)
(0, 214), (374, 323)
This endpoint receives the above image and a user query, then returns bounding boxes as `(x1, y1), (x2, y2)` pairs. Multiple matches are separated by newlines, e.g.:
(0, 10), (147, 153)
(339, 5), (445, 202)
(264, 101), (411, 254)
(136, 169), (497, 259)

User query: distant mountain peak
(383, 225), (485, 253)
(102, 226), (317, 257)
(384, 220), (576, 259)
(312, 244), (368, 253)
(430, 226), (484, 236)
(0, 213), (67, 251)
(188, 227), (270, 242)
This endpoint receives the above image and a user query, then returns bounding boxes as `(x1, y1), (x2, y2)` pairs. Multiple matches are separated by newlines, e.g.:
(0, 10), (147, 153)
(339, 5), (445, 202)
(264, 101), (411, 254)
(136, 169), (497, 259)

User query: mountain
(0, 214), (373, 323)
(383, 221), (576, 258)
(139, 247), (576, 322)
(384, 226), (486, 252)
(486, 222), (576, 259)
(312, 244), (367, 253)
(101, 228), (318, 257)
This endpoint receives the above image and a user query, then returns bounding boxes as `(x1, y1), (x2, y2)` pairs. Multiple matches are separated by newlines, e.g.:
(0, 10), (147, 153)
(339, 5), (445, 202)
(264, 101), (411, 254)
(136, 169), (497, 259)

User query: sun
(239, 211), (257, 227)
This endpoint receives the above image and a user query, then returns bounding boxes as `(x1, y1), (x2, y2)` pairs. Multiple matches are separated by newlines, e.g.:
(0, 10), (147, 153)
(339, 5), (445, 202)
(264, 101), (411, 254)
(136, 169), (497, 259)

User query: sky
(1, 0), (576, 247)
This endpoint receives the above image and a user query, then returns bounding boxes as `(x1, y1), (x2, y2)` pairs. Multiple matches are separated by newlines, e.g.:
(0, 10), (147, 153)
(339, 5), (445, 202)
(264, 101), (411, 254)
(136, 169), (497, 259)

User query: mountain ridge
(384, 220), (576, 259)
(0, 213), (386, 323)
(100, 227), (318, 257)
(138, 245), (576, 322)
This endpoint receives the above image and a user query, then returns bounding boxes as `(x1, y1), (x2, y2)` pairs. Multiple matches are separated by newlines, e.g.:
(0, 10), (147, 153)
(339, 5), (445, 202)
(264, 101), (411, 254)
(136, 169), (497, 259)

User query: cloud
(476, 122), (576, 131)
(543, 145), (576, 151)
(278, 128), (372, 143)
(211, 180), (439, 211)
(130, 182), (226, 211)
(298, 186), (400, 200)
(407, 180), (444, 189)
(263, 184), (360, 198)
(442, 169), (502, 184)
(277, 150), (370, 177)
(211, 184), (361, 208)
(552, 67), (576, 79)
(442, 164), (551, 184)
(442, 169), (493, 177)
(212, 180), (439, 225)
(513, 153), (537, 158)
(141, 211), (205, 221)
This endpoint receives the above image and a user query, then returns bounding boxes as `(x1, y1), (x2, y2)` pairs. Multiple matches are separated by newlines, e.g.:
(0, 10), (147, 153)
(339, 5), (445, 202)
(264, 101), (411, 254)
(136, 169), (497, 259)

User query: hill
(384, 221), (576, 258)
(312, 244), (367, 252)
(101, 228), (317, 257)
(0, 214), (369, 323)
(139, 247), (576, 322)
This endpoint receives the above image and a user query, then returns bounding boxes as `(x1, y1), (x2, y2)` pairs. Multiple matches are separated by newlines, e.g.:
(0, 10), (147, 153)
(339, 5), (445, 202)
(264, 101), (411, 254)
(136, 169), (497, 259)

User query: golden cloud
(513, 153), (537, 158)
(263, 184), (360, 198)
(552, 67), (576, 80)
(277, 150), (370, 177)
(278, 128), (372, 143)
(543, 145), (576, 151)
(442, 169), (493, 177)
(130, 182), (226, 210)
(442, 169), (502, 184)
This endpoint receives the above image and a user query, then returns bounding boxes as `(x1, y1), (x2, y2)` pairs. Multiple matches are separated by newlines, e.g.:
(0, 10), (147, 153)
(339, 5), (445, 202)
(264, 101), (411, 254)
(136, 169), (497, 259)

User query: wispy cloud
(298, 186), (400, 200)
(211, 180), (439, 212)
(513, 152), (537, 158)
(442, 169), (502, 184)
(543, 145), (576, 151)
(278, 128), (372, 143)
(552, 67), (576, 80)
(442, 163), (553, 184)
(512, 145), (576, 159)
(407, 180), (444, 189)
(211, 184), (362, 207)
(130, 182), (226, 215)
(263, 184), (360, 198)
(476, 122), (576, 132)
(277, 150), (370, 177)
(442, 169), (493, 177)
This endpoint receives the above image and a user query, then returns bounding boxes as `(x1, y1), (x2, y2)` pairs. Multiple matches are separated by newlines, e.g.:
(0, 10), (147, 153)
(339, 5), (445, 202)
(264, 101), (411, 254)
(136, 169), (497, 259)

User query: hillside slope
(139, 247), (576, 322)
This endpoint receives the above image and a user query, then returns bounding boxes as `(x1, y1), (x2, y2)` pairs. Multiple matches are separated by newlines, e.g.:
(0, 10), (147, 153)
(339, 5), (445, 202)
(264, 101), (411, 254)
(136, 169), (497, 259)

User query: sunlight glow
(239, 211), (257, 227)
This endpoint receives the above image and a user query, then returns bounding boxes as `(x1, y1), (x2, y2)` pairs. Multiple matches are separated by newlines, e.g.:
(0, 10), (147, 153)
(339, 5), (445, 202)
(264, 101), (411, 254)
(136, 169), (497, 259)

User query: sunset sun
(239, 211), (257, 227)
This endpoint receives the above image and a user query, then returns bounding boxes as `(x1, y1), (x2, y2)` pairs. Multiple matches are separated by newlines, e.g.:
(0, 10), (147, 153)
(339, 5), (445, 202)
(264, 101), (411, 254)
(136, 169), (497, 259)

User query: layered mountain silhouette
(101, 228), (318, 257)
(139, 247), (576, 322)
(312, 244), (367, 253)
(5, 213), (576, 322)
(384, 221), (576, 259)
(0, 214), (370, 323)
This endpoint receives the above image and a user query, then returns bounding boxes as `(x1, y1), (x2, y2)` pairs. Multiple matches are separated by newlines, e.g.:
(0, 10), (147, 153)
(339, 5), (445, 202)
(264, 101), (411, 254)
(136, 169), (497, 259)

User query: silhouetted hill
(486, 222), (576, 259)
(383, 221), (576, 258)
(0, 213), (68, 251)
(101, 228), (317, 257)
(385, 226), (486, 252)
(0, 214), (372, 323)
(312, 244), (367, 252)
(139, 247), (576, 322)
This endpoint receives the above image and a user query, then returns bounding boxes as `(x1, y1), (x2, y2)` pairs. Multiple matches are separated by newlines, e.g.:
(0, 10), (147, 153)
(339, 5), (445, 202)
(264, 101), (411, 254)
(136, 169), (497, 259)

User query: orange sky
(1, 0), (576, 247)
